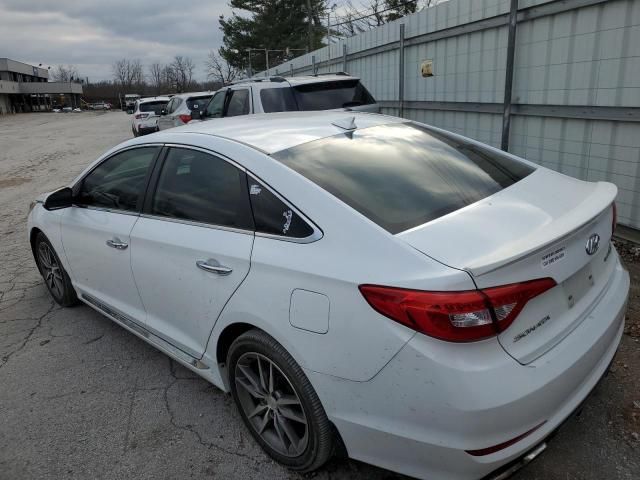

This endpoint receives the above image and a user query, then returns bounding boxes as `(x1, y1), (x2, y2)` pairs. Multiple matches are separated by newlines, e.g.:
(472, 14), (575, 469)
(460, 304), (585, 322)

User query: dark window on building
(247, 177), (314, 238)
(77, 147), (159, 212)
(152, 148), (253, 229)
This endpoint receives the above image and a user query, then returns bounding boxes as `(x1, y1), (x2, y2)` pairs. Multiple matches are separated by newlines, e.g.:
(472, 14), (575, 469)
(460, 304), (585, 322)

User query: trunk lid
(398, 169), (617, 363)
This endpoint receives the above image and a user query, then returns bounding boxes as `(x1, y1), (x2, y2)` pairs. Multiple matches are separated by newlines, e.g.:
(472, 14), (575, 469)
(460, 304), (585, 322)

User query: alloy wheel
(234, 352), (309, 457)
(38, 242), (64, 299)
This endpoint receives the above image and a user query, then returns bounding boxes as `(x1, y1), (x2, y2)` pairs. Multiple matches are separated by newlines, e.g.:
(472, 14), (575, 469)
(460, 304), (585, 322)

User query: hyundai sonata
(27, 111), (628, 479)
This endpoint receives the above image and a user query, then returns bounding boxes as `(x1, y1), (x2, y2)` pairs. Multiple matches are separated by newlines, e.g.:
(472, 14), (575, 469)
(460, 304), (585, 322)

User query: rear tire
(34, 232), (78, 307)
(228, 329), (334, 472)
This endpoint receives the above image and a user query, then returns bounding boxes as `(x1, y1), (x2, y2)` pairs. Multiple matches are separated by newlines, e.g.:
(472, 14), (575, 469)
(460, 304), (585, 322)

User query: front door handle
(196, 259), (232, 276)
(106, 238), (128, 250)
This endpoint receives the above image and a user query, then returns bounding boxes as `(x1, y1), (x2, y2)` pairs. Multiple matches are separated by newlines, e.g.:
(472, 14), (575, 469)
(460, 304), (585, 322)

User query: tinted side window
(225, 89), (250, 117)
(205, 91), (225, 118)
(248, 177), (314, 238)
(260, 88), (298, 113)
(151, 148), (253, 229)
(78, 147), (159, 212)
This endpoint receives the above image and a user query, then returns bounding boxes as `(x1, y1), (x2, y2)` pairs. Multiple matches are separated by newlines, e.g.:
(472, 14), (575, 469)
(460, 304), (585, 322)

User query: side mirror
(160, 108), (167, 116)
(43, 187), (73, 211)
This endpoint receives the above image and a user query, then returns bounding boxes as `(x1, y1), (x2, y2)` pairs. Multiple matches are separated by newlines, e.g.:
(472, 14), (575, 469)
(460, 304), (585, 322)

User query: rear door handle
(196, 259), (232, 276)
(106, 238), (128, 250)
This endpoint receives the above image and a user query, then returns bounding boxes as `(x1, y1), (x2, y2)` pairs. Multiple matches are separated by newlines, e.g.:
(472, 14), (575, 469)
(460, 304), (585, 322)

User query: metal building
(0, 58), (83, 114)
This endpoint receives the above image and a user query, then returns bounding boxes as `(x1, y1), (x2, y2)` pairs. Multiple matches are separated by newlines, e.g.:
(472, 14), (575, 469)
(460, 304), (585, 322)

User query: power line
(329, 0), (424, 28)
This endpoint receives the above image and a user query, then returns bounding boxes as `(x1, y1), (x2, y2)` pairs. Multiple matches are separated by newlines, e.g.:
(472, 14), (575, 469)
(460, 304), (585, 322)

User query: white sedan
(27, 111), (628, 480)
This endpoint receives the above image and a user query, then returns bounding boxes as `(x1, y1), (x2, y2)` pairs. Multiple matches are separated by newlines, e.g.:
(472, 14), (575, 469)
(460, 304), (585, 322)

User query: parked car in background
(124, 94), (141, 113)
(192, 73), (378, 122)
(87, 102), (111, 111)
(131, 96), (170, 137)
(157, 92), (213, 131)
(28, 111), (627, 480)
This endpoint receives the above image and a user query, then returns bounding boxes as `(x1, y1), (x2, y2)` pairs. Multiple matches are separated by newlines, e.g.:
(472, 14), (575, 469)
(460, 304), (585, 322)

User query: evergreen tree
(219, 0), (327, 74)
(384, 0), (418, 22)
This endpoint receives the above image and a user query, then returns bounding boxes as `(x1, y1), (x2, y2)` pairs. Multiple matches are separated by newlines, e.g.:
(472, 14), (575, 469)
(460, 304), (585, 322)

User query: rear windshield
(293, 80), (375, 110)
(186, 96), (212, 111)
(139, 101), (168, 113)
(272, 123), (534, 234)
(260, 80), (375, 113)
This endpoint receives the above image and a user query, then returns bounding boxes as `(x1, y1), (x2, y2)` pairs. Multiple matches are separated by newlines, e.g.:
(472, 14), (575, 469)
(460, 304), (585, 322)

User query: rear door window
(247, 177), (314, 238)
(225, 89), (250, 117)
(151, 148), (253, 229)
(273, 123), (534, 234)
(293, 80), (375, 110)
(260, 88), (298, 113)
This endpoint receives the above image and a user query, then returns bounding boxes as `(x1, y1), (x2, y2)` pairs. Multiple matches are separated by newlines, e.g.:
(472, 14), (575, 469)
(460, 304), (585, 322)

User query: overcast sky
(0, 0), (234, 82)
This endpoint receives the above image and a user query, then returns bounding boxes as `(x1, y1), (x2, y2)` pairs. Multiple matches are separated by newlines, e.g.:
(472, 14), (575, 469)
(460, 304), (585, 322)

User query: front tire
(228, 330), (334, 472)
(34, 232), (78, 307)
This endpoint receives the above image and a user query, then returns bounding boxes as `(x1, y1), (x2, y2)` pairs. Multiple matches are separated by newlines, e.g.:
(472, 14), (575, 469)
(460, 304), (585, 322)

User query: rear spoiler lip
(464, 181), (617, 277)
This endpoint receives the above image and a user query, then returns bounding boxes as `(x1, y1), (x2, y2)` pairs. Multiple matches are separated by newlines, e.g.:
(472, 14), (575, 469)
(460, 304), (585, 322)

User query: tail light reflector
(179, 114), (192, 124)
(465, 421), (546, 456)
(359, 278), (556, 342)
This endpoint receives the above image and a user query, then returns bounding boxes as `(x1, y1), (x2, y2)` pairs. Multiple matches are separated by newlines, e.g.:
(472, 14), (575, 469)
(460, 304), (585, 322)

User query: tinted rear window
(261, 88), (298, 113)
(293, 80), (375, 110)
(272, 123), (534, 234)
(139, 101), (168, 113)
(186, 96), (212, 111)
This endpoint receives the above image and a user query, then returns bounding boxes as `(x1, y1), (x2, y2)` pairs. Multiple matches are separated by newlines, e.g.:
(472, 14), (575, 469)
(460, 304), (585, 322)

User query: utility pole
(265, 49), (269, 77)
(306, 0), (313, 52)
(327, 12), (331, 54)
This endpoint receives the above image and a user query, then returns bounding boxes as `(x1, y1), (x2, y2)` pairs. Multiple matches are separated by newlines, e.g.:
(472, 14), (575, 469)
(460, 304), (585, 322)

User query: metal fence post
(312, 55), (316, 75)
(342, 44), (347, 73)
(501, 0), (518, 151)
(290, 64), (294, 77)
(399, 24), (405, 118)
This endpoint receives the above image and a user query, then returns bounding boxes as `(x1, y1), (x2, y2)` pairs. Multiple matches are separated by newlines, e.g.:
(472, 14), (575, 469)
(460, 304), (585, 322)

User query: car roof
(172, 91), (215, 99)
(229, 74), (359, 88)
(167, 111), (406, 154)
(139, 96), (170, 103)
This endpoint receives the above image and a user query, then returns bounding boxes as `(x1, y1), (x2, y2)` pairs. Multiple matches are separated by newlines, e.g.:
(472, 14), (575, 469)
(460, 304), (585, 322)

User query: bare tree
(50, 64), (79, 82)
(206, 50), (240, 85)
(170, 56), (195, 92)
(148, 63), (164, 93)
(112, 58), (144, 91)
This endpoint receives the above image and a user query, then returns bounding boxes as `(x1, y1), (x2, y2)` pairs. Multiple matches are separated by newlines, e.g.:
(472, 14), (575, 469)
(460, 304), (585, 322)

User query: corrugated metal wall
(264, 0), (640, 229)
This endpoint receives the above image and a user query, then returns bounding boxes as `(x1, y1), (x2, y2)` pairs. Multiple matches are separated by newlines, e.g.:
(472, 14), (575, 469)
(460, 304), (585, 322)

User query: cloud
(0, 0), (232, 81)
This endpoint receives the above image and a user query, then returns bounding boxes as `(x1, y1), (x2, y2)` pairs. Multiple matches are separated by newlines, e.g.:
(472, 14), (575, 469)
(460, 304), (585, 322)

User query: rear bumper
(307, 259), (628, 480)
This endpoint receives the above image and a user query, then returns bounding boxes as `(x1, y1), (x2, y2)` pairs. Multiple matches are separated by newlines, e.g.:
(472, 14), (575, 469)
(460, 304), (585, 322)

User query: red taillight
(612, 202), (617, 235)
(179, 114), (192, 124)
(359, 278), (556, 343)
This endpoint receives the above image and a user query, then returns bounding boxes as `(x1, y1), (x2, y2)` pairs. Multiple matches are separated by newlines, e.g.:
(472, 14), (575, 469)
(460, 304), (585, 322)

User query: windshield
(187, 96), (212, 111)
(272, 123), (534, 234)
(139, 101), (168, 114)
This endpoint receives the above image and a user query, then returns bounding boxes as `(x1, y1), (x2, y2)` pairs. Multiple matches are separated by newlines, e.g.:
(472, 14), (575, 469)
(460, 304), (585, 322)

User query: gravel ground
(0, 112), (638, 480)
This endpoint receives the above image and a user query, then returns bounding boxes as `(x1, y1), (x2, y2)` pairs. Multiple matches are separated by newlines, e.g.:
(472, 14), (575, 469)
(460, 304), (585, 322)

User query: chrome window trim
(72, 204), (140, 217)
(246, 173), (323, 244)
(139, 213), (254, 236)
